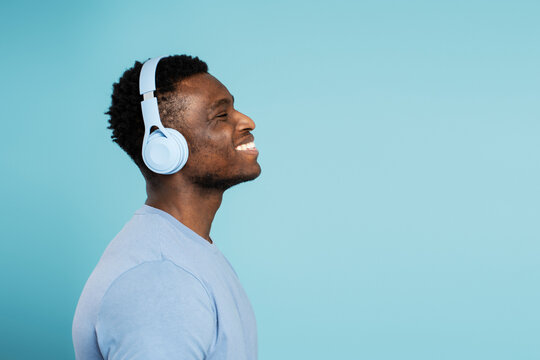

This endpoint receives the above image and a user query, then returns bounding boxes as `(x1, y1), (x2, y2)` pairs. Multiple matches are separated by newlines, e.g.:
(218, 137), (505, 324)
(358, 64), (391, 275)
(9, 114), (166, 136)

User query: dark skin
(145, 73), (261, 244)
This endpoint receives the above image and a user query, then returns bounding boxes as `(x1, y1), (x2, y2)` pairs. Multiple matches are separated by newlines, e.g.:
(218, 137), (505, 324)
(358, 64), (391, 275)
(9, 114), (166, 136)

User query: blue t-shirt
(72, 205), (257, 360)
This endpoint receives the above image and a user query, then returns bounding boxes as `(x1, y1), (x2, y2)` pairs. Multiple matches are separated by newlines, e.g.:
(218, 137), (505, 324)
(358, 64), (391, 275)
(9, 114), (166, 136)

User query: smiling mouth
(235, 141), (257, 152)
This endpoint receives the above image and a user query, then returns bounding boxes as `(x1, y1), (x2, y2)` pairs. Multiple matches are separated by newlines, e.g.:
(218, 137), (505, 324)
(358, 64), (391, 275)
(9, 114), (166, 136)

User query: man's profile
(72, 55), (261, 359)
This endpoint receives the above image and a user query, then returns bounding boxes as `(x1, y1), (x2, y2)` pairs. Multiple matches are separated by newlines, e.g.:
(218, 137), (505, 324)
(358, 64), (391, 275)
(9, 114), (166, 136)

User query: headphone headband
(139, 56), (166, 95)
(140, 56), (167, 135)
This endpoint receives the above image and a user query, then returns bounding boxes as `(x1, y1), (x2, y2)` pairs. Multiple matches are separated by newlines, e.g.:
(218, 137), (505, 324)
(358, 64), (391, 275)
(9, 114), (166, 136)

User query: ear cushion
(163, 128), (189, 173)
(142, 128), (189, 174)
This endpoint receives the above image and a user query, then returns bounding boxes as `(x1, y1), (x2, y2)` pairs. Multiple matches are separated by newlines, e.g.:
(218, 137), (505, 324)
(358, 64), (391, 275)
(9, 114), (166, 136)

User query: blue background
(1, 0), (539, 359)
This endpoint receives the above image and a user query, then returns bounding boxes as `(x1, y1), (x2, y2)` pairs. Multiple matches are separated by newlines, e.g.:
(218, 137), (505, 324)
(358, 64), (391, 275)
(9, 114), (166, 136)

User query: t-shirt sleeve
(95, 260), (216, 360)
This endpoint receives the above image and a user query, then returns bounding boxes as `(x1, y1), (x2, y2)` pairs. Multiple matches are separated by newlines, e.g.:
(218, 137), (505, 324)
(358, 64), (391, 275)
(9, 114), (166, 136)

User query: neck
(145, 176), (224, 244)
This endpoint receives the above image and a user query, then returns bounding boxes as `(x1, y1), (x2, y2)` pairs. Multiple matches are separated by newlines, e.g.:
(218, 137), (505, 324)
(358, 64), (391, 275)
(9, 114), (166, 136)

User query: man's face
(170, 73), (261, 190)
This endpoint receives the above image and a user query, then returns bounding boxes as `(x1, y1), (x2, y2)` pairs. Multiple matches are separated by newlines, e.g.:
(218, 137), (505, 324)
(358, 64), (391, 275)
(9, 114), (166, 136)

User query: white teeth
(236, 142), (256, 151)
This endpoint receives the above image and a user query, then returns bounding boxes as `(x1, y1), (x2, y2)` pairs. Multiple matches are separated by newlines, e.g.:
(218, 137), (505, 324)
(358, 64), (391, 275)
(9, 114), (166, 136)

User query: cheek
(188, 135), (234, 166)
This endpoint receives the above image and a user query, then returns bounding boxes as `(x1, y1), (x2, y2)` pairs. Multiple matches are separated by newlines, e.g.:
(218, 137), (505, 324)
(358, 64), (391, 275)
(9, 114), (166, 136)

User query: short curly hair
(106, 55), (208, 180)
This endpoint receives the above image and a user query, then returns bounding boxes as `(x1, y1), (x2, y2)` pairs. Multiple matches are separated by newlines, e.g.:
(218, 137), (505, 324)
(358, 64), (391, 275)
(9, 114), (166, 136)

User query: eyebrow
(208, 95), (235, 114)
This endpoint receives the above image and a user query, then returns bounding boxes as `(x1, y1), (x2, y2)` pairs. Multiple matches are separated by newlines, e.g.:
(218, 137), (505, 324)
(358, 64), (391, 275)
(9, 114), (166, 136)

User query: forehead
(176, 73), (231, 104)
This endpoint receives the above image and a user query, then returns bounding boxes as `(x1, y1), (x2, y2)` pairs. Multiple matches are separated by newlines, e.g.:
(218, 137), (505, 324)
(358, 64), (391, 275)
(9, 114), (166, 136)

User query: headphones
(139, 56), (189, 174)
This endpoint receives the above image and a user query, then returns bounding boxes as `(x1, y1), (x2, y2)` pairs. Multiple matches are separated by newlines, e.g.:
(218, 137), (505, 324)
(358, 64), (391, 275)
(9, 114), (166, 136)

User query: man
(73, 55), (261, 359)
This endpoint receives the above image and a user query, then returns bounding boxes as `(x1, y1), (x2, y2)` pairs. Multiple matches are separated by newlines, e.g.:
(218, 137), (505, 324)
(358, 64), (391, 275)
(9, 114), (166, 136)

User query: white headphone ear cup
(163, 128), (189, 174)
(142, 129), (188, 174)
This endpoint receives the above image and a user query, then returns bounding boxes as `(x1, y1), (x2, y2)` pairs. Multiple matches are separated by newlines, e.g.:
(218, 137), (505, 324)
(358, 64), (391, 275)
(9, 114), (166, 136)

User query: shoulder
(95, 260), (217, 359)
(98, 260), (213, 317)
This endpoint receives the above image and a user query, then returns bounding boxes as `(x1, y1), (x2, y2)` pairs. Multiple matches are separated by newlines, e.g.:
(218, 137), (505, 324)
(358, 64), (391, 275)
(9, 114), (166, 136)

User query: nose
(235, 110), (256, 132)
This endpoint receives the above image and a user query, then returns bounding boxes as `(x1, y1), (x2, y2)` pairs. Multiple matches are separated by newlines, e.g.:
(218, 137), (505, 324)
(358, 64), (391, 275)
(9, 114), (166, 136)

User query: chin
(246, 163), (262, 180)
(191, 164), (261, 190)
(223, 165), (262, 190)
